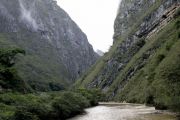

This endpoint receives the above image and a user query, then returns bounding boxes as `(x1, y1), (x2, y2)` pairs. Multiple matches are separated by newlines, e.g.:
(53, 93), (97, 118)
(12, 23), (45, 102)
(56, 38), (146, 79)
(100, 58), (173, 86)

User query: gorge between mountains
(0, 0), (180, 120)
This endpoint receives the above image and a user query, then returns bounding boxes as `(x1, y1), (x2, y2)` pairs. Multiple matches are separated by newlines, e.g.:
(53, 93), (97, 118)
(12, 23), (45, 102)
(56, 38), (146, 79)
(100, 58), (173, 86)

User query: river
(68, 103), (177, 120)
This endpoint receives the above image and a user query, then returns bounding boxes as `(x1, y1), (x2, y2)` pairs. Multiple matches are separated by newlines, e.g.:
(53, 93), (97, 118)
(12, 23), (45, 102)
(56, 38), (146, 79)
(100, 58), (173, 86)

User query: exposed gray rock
(0, 0), (98, 90)
(80, 0), (179, 99)
(96, 49), (104, 56)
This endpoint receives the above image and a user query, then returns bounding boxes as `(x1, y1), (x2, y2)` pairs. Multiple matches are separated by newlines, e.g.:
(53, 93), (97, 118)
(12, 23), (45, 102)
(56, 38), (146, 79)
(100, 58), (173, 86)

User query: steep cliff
(76, 0), (180, 110)
(0, 0), (98, 91)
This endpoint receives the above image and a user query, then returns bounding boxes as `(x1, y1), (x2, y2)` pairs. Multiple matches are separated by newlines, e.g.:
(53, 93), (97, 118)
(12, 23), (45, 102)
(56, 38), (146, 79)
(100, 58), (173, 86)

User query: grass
(113, 17), (180, 111)
(76, 0), (165, 89)
(108, 17), (179, 97)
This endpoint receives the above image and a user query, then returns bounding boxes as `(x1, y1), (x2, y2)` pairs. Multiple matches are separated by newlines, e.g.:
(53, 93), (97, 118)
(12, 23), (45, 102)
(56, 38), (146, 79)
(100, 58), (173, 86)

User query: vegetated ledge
(112, 8), (180, 112)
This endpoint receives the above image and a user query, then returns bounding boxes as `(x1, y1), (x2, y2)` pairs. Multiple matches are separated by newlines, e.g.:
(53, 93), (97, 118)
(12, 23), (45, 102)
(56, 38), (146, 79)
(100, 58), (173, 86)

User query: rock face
(0, 0), (98, 91)
(76, 0), (180, 109)
(96, 49), (104, 56)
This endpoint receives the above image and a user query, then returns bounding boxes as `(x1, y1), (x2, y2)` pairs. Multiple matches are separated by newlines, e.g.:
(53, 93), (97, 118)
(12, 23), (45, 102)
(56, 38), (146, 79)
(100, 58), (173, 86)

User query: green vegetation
(0, 90), (102, 120)
(75, 0), (180, 113)
(114, 15), (180, 111)
(0, 48), (30, 92)
(174, 8), (180, 19)
(0, 1), (179, 120)
(0, 47), (102, 120)
(75, 0), (164, 89)
(0, 32), (69, 91)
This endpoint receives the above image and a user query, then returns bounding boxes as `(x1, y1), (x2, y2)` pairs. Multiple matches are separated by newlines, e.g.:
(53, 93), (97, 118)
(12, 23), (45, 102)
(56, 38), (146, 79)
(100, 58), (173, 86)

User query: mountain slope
(96, 50), (104, 56)
(76, 0), (180, 110)
(0, 0), (98, 91)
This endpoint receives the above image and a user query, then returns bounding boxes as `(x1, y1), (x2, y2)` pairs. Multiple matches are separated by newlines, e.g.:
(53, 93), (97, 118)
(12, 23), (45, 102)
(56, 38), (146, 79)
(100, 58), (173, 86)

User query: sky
(57, 0), (121, 52)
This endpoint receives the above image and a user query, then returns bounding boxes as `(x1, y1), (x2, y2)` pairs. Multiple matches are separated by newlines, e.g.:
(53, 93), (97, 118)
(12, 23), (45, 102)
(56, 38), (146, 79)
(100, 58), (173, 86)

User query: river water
(68, 103), (177, 120)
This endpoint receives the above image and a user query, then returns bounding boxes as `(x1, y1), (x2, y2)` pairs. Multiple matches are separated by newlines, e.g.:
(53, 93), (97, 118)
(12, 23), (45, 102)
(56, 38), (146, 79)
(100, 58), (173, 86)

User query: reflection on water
(68, 103), (176, 120)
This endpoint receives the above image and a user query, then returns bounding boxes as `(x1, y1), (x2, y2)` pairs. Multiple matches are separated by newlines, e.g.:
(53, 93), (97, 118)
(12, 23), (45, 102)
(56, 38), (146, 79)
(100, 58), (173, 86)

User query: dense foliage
(0, 48), (102, 120)
(0, 48), (29, 92)
(0, 90), (102, 120)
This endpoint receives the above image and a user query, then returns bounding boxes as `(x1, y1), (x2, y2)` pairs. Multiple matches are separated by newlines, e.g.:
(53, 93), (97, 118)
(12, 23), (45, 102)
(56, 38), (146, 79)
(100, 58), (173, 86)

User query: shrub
(175, 20), (180, 29)
(13, 109), (40, 120)
(156, 54), (165, 64)
(0, 48), (29, 92)
(75, 89), (104, 106)
(154, 102), (168, 110)
(0, 103), (15, 120)
(174, 8), (180, 18)
(0, 48), (25, 67)
(0, 90), (100, 120)
(49, 82), (64, 91)
(52, 91), (89, 119)
(20, 104), (52, 120)
(145, 89), (155, 105)
(136, 38), (146, 48)
(169, 96), (180, 112)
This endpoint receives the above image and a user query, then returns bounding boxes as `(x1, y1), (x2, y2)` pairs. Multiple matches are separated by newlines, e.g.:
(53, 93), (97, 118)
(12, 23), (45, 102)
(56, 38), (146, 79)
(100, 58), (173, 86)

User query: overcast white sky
(57, 0), (121, 52)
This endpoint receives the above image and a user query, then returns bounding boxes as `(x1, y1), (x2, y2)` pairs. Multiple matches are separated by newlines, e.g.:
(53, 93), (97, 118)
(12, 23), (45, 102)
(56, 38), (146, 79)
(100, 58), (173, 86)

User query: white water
(69, 103), (176, 120)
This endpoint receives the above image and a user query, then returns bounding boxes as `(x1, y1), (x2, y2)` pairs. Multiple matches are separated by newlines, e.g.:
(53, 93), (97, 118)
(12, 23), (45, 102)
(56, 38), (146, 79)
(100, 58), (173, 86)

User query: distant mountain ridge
(96, 49), (104, 56)
(0, 0), (98, 91)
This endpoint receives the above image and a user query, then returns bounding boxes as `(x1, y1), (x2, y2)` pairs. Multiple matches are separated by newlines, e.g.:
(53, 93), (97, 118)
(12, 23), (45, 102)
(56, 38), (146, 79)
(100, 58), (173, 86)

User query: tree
(0, 48), (29, 92)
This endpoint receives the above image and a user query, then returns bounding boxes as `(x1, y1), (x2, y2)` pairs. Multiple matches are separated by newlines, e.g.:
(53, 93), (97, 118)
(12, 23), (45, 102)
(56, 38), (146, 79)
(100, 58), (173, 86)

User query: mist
(19, 0), (38, 30)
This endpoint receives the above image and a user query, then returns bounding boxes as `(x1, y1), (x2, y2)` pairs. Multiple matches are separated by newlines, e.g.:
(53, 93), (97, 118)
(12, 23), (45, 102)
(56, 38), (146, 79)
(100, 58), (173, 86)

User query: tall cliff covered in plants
(76, 0), (180, 111)
(0, 0), (98, 91)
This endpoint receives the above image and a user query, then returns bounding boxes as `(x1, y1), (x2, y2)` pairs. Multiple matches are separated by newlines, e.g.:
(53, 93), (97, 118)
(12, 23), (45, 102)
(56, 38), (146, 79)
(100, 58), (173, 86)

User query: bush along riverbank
(0, 89), (103, 120)
(0, 48), (103, 120)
